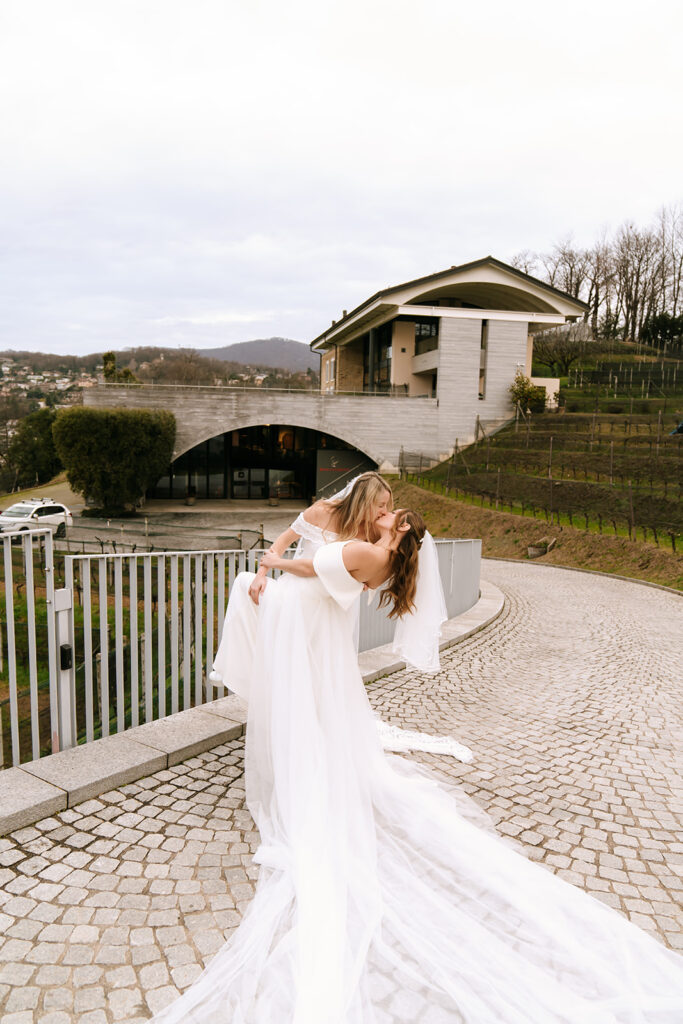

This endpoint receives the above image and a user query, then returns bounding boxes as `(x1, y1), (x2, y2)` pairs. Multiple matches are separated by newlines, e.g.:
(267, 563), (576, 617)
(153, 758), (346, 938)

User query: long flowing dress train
(153, 543), (683, 1023)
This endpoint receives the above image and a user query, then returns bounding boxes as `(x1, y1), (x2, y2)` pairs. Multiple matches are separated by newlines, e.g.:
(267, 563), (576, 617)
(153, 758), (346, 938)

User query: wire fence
(403, 412), (682, 551)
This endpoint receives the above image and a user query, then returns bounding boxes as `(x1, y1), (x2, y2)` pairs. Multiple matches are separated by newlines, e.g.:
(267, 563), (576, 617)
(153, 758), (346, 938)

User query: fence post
(609, 441), (614, 486)
(55, 586), (77, 750)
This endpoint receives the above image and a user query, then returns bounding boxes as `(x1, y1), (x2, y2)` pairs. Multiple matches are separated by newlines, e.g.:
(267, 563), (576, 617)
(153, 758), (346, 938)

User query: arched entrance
(150, 424), (377, 501)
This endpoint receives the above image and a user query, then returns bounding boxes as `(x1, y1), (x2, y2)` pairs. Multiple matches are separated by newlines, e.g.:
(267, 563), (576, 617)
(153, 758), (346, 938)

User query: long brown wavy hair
(378, 509), (426, 618)
(326, 472), (392, 542)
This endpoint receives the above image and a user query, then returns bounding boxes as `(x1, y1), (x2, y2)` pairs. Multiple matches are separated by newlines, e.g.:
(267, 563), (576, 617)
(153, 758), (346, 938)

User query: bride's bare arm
(259, 551), (316, 577)
(248, 527), (301, 603)
(262, 539), (384, 584)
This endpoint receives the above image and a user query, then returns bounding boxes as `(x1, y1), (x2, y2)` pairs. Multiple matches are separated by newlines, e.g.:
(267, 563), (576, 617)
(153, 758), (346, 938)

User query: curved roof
(311, 256), (589, 349)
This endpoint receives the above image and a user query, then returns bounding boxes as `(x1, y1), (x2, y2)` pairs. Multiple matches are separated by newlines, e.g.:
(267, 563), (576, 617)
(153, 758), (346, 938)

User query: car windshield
(1, 506), (36, 518)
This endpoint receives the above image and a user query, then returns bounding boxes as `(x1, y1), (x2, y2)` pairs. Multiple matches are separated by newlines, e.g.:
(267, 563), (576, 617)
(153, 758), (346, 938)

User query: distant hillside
(199, 338), (320, 373)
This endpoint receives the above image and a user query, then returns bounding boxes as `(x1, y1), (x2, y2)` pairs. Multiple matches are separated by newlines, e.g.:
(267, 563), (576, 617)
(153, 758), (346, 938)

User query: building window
(414, 318), (439, 355)
(325, 354), (336, 388)
(363, 322), (393, 391)
(478, 320), (488, 399)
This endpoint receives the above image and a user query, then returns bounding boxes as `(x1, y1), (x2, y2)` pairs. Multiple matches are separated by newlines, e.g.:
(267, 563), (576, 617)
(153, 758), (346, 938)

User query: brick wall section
(336, 339), (364, 391)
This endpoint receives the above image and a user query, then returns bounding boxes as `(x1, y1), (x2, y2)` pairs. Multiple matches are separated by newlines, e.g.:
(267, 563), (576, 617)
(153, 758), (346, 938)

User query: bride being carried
(211, 472), (473, 762)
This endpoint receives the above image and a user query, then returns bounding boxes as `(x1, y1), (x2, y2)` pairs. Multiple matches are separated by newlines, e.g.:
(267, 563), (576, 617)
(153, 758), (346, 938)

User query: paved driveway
(0, 560), (681, 1022)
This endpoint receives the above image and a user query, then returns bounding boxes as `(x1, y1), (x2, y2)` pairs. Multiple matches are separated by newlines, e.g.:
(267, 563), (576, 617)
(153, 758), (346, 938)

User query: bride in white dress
(211, 472), (472, 762)
(154, 509), (683, 1023)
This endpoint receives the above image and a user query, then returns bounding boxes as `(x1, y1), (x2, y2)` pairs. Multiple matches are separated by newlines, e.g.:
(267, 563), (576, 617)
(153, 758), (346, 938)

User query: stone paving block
(20, 735), (167, 807)
(130, 708), (243, 767)
(0, 769), (67, 836)
(0, 562), (681, 1022)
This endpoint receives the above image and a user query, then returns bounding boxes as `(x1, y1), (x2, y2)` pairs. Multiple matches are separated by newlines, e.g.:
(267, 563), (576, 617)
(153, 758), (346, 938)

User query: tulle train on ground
(153, 550), (683, 1023)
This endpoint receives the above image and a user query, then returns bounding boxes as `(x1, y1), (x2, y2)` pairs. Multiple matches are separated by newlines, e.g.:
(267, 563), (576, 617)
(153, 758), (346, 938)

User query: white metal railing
(1, 539), (481, 768)
(0, 530), (58, 768)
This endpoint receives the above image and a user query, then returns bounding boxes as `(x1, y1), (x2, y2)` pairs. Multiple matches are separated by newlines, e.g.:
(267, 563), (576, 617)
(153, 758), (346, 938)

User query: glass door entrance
(232, 468), (266, 499)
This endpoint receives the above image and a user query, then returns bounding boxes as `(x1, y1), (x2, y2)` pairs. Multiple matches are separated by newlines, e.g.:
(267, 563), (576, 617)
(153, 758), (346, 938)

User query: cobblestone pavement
(0, 560), (681, 1022)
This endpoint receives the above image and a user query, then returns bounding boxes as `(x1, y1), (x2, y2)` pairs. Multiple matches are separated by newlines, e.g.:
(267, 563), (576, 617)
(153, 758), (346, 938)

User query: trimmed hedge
(53, 407), (176, 513)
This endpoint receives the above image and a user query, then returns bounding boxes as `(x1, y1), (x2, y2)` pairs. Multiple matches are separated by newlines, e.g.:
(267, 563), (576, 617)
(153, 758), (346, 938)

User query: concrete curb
(0, 589), (505, 837)
(359, 580), (504, 683)
(483, 556), (683, 596)
(0, 697), (248, 836)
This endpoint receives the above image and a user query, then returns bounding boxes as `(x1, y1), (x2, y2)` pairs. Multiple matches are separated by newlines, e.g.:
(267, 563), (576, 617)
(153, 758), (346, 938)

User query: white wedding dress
(211, 512), (473, 763)
(154, 542), (683, 1023)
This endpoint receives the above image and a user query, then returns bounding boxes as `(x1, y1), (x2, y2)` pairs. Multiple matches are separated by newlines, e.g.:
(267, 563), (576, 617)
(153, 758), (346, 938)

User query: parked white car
(0, 498), (73, 537)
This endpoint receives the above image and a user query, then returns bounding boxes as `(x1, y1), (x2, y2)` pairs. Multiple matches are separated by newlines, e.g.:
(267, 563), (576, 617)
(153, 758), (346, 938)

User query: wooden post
(548, 436), (553, 479)
(609, 440), (614, 486)
(495, 468), (501, 510)
(656, 410), (662, 454)
(628, 480), (635, 540)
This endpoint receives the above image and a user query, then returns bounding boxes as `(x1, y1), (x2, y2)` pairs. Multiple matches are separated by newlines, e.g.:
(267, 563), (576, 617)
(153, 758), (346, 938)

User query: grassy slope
(392, 480), (683, 591)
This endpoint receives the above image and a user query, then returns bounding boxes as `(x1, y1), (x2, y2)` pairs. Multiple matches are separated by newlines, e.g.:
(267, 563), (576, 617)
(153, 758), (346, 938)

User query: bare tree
(511, 250), (539, 276)
(511, 204), (683, 344)
(532, 323), (595, 375)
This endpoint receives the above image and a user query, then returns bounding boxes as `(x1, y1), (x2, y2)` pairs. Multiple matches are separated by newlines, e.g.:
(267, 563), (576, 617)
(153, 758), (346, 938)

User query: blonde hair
(378, 509), (426, 618)
(326, 472), (392, 542)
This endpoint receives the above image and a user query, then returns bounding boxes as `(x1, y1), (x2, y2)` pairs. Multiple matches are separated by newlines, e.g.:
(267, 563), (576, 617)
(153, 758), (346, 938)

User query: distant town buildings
(0, 359), (98, 404)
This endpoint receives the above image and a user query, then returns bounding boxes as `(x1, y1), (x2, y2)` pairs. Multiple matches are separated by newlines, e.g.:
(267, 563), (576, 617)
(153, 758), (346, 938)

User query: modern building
(312, 256), (585, 410)
(85, 257), (587, 500)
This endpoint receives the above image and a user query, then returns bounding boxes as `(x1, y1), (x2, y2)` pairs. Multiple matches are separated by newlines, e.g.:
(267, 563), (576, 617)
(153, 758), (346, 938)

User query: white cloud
(0, 0), (681, 355)
(152, 311), (277, 327)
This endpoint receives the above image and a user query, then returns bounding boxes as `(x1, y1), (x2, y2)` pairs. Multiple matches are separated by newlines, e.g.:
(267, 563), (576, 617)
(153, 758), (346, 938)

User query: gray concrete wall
(434, 317), (523, 450)
(436, 316), (483, 451)
(84, 385), (440, 467)
(481, 319), (528, 420)
(85, 320), (523, 469)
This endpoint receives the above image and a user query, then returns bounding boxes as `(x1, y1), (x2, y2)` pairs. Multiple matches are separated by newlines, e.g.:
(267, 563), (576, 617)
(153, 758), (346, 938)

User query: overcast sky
(1, 0), (681, 356)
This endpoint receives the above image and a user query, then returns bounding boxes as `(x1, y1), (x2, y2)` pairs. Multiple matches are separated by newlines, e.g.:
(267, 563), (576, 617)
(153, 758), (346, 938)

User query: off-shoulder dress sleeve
(313, 542), (363, 611)
(290, 512), (320, 542)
